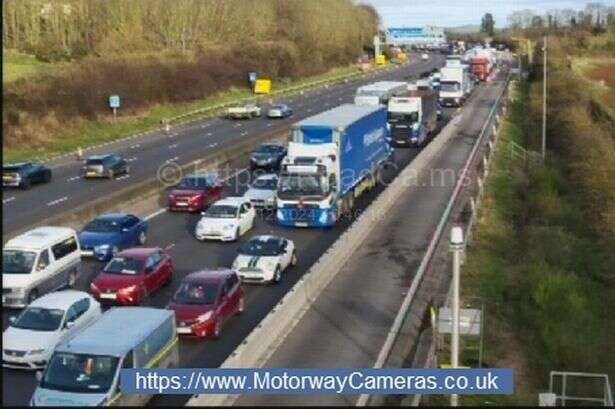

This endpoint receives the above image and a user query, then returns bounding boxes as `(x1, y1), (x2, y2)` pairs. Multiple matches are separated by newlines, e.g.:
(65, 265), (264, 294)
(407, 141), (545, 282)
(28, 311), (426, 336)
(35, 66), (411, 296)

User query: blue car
(267, 104), (293, 119)
(78, 213), (148, 261)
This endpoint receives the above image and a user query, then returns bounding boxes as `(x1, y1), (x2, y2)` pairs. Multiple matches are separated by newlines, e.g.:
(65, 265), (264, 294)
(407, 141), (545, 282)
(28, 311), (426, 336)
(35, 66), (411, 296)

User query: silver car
(243, 174), (278, 210)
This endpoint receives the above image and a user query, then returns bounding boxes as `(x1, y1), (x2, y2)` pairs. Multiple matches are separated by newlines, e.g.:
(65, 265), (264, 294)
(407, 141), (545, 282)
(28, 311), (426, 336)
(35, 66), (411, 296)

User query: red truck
(470, 56), (492, 82)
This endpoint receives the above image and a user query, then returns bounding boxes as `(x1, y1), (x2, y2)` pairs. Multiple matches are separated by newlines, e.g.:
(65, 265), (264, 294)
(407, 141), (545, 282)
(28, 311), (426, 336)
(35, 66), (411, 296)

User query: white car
(421, 53), (429, 61)
(2, 290), (101, 370)
(243, 174), (278, 209)
(232, 235), (297, 284)
(195, 197), (256, 242)
(226, 103), (261, 119)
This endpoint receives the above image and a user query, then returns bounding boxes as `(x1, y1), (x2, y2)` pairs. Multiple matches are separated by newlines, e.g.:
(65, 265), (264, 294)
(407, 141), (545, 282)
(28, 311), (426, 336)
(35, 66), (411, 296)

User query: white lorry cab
(3, 227), (81, 308)
(354, 81), (407, 106)
(31, 307), (179, 406)
(439, 66), (472, 107)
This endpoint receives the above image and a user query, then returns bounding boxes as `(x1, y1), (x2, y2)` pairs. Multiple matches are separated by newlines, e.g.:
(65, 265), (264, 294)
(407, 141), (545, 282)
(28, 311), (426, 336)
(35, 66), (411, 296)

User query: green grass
(3, 63), (374, 163)
(2, 50), (66, 84)
(572, 57), (615, 120)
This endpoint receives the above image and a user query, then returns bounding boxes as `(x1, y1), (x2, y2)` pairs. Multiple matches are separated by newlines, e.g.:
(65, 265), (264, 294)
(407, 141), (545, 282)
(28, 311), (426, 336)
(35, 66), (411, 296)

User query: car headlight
(223, 224), (235, 231)
(95, 244), (110, 253)
(119, 285), (138, 294)
(28, 349), (46, 356)
(196, 311), (213, 323)
(90, 283), (99, 292)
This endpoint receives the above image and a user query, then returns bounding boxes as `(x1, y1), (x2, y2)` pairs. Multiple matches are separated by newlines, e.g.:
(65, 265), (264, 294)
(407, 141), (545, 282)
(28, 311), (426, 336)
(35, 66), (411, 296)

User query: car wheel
(108, 169), (115, 179)
(272, 266), (282, 284)
(20, 177), (31, 190)
(67, 271), (77, 288)
(233, 227), (240, 242)
(213, 318), (222, 339)
(138, 231), (146, 245)
(291, 251), (298, 267)
(237, 296), (245, 314)
(28, 289), (39, 304)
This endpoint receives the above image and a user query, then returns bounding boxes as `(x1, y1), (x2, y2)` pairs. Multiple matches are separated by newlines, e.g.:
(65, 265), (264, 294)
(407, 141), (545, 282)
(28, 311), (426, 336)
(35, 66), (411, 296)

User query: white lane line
(206, 132), (213, 136)
(116, 175), (130, 181)
(307, 108), (312, 112)
(130, 144), (140, 149)
(47, 196), (68, 206)
(126, 157), (138, 162)
(267, 123), (273, 127)
(168, 144), (178, 149)
(3, 196), (15, 204)
(234, 123), (242, 128)
(67, 176), (80, 182)
(240, 131), (248, 136)
(165, 156), (179, 163)
(208, 142), (218, 148)
(339, 97), (343, 101)
(165, 243), (176, 251)
(142, 167), (249, 222)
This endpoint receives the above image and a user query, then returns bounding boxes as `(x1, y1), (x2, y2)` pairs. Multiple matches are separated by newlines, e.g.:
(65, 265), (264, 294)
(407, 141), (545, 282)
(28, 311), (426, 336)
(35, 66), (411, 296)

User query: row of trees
(507, 2), (615, 32)
(2, 0), (379, 62)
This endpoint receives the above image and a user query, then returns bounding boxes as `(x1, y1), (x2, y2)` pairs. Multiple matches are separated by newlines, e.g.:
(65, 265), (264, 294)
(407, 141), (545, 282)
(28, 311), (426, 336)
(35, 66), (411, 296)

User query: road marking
(307, 108), (312, 112)
(165, 243), (176, 251)
(166, 156), (179, 163)
(116, 175), (130, 181)
(130, 144), (140, 149)
(208, 142), (218, 148)
(240, 131), (248, 136)
(234, 123), (242, 128)
(339, 97), (343, 101)
(3, 196), (15, 204)
(126, 157), (138, 162)
(267, 123), (273, 127)
(67, 176), (80, 182)
(206, 132), (213, 136)
(168, 144), (178, 149)
(47, 196), (68, 206)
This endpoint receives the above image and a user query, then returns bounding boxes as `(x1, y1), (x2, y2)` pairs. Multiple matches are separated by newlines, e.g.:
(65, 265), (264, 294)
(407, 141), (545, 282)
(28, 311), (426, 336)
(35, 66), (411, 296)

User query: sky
(362, 0), (615, 28)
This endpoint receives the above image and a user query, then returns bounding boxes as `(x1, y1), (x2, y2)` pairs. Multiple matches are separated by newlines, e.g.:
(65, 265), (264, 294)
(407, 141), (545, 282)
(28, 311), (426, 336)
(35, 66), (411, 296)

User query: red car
(90, 247), (173, 305)
(166, 269), (244, 338)
(168, 173), (223, 212)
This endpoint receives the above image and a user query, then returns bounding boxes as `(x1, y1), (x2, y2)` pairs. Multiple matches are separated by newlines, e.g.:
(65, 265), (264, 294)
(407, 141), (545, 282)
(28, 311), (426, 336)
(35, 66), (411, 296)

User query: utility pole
(450, 226), (464, 407)
(542, 35), (547, 162)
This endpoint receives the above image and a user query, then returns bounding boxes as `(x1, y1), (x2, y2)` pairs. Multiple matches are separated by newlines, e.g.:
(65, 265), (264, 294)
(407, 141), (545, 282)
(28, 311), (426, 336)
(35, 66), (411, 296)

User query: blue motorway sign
(387, 27), (424, 38)
(109, 95), (121, 108)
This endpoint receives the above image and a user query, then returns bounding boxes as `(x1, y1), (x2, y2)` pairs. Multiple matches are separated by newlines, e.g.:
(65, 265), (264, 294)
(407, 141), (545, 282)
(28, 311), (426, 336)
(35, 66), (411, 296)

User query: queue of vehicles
(2, 62), (465, 405)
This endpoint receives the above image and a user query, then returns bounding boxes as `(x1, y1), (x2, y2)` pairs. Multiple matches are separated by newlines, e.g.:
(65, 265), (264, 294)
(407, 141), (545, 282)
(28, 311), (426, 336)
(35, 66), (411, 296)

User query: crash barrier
(356, 70), (510, 406)
(187, 81), (476, 408)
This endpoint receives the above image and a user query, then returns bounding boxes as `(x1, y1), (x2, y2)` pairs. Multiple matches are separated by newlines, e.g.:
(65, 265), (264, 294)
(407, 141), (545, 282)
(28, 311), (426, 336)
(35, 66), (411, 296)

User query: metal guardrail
(355, 69), (512, 407)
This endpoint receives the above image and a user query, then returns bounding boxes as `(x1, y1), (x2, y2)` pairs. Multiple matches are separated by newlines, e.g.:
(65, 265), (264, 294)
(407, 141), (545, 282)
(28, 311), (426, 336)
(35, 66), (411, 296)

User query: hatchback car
(194, 197), (255, 242)
(2, 162), (52, 189)
(82, 154), (128, 179)
(267, 104), (293, 119)
(232, 235), (297, 284)
(249, 144), (287, 171)
(167, 269), (244, 338)
(243, 174), (278, 210)
(78, 213), (148, 261)
(2, 290), (101, 370)
(90, 248), (173, 305)
(168, 173), (223, 212)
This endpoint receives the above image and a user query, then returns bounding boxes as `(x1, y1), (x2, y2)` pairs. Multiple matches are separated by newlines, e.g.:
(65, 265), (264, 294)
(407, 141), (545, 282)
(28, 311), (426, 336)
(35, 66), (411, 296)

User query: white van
(3, 227), (81, 308)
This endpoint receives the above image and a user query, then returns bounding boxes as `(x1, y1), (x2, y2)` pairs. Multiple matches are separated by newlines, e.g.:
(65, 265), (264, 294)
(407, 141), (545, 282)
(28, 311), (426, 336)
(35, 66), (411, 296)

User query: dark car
(79, 213), (148, 261)
(167, 173), (223, 212)
(267, 104), (293, 119)
(2, 162), (52, 189)
(249, 144), (287, 171)
(167, 269), (244, 338)
(82, 154), (128, 179)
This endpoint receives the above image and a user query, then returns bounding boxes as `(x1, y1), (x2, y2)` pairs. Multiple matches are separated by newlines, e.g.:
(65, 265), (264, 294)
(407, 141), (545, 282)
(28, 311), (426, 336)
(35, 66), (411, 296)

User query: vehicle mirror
(9, 316), (16, 323)
(65, 321), (75, 329)
(35, 371), (43, 382)
(328, 155), (336, 162)
(122, 227), (129, 232)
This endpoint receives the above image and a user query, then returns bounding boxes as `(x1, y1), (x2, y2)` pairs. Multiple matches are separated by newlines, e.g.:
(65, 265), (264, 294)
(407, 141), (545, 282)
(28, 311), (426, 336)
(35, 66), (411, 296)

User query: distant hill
(446, 24), (481, 34)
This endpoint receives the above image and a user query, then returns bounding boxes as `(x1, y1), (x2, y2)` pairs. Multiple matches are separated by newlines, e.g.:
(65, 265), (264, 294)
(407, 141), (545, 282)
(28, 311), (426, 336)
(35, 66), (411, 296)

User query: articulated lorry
(387, 89), (438, 147)
(354, 81), (407, 106)
(470, 49), (495, 81)
(276, 104), (391, 227)
(439, 65), (472, 107)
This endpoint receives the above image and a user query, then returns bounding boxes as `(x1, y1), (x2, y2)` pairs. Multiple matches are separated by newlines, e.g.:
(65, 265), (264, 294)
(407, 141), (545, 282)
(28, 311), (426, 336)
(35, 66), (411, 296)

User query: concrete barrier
(186, 106), (467, 407)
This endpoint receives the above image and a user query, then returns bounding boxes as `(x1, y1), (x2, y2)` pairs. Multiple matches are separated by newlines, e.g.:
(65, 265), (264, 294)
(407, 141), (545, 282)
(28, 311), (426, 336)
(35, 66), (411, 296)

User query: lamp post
(542, 35), (547, 162)
(450, 226), (465, 407)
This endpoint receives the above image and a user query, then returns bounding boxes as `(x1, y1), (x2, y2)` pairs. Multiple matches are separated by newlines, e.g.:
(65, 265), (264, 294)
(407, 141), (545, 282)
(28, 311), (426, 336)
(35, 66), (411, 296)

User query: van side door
(34, 249), (55, 295)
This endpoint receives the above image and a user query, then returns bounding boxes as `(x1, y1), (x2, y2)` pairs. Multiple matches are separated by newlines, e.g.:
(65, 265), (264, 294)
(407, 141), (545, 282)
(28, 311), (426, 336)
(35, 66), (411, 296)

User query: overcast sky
(362, 0), (615, 28)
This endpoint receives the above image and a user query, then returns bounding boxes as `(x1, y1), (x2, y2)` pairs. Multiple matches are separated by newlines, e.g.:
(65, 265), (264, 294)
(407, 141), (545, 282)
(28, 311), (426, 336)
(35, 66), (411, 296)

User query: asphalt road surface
(3, 55), (450, 406)
(2, 53), (445, 236)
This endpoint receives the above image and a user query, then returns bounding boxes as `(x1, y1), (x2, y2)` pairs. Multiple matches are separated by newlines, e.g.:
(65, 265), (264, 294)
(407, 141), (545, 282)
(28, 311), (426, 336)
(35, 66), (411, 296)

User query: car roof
(210, 196), (247, 207)
(115, 247), (160, 260)
(29, 290), (92, 310)
(184, 269), (235, 284)
(4, 162), (32, 168)
(55, 307), (173, 357)
(183, 172), (217, 179)
(271, 104), (287, 108)
(247, 234), (283, 245)
(95, 213), (130, 221)
(5, 227), (77, 252)
(86, 154), (114, 160)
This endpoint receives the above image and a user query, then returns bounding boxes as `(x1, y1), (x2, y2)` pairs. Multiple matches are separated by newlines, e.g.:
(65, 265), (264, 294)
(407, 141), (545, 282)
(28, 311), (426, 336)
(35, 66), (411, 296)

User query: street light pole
(542, 35), (547, 162)
(450, 226), (464, 407)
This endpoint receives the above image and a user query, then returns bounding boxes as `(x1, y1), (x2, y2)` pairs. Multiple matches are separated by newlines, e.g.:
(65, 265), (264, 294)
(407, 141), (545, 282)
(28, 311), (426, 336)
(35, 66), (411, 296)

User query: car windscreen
(2, 250), (37, 274)
(256, 145), (283, 153)
(104, 257), (145, 275)
(173, 282), (218, 305)
(251, 178), (277, 190)
(278, 174), (327, 199)
(84, 218), (121, 233)
(85, 159), (105, 166)
(440, 82), (460, 92)
(3, 165), (27, 172)
(178, 177), (214, 189)
(41, 353), (119, 394)
(204, 205), (237, 218)
(11, 307), (65, 331)
(239, 238), (280, 256)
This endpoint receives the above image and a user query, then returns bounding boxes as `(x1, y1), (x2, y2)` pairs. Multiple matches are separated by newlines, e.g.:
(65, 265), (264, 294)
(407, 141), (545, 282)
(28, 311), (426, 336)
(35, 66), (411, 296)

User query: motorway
(235, 66), (509, 406)
(2, 54), (442, 236)
(2, 55), (448, 406)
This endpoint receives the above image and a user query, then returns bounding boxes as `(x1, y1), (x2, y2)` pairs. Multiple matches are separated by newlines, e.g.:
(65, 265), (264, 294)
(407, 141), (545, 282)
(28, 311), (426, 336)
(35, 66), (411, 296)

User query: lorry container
(439, 65), (472, 107)
(276, 104), (391, 227)
(354, 81), (407, 106)
(470, 49), (495, 81)
(387, 89), (438, 147)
